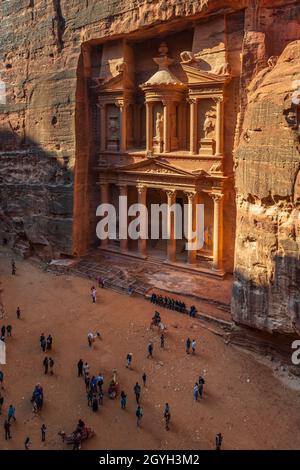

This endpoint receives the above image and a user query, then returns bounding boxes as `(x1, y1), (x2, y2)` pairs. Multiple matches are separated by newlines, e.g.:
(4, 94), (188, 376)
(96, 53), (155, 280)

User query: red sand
(0, 251), (300, 450)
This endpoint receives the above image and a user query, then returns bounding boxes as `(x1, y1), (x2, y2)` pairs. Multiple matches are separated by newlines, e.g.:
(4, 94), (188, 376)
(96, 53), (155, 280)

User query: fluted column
(118, 184), (128, 252)
(137, 184), (147, 256)
(166, 189), (177, 263)
(163, 101), (170, 153)
(211, 192), (223, 271)
(215, 97), (224, 156)
(100, 182), (109, 249)
(185, 191), (197, 264)
(117, 101), (127, 152)
(146, 102), (153, 153)
(189, 98), (197, 155)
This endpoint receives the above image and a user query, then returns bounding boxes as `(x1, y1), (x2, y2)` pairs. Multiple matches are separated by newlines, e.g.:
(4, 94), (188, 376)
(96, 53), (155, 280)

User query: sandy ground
(0, 250), (300, 450)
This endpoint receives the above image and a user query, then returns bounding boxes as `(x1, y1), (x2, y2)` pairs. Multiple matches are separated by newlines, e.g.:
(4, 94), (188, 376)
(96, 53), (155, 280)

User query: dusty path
(0, 250), (300, 450)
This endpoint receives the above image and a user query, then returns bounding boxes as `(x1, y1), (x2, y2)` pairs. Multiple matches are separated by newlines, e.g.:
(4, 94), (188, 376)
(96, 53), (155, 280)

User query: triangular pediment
(182, 64), (229, 85)
(113, 158), (196, 178)
(91, 73), (132, 92)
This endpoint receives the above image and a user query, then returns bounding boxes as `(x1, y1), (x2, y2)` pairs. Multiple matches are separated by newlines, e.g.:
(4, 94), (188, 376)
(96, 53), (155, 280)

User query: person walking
(92, 394), (99, 412)
(6, 325), (12, 337)
(142, 372), (147, 387)
(216, 432), (223, 450)
(199, 376), (205, 400)
(40, 334), (46, 353)
(25, 437), (31, 450)
(120, 391), (127, 409)
(186, 337), (191, 354)
(49, 357), (54, 375)
(160, 333), (165, 349)
(126, 353), (132, 369)
(1, 325), (5, 338)
(46, 335), (53, 351)
(147, 342), (153, 359)
(0, 392), (4, 414)
(191, 339), (197, 355)
(87, 332), (94, 347)
(91, 287), (96, 303)
(16, 307), (21, 319)
(194, 383), (199, 401)
(77, 359), (83, 377)
(87, 388), (93, 407)
(8, 404), (16, 423)
(83, 362), (90, 378)
(164, 403), (171, 431)
(136, 405), (143, 427)
(134, 382), (141, 404)
(41, 424), (47, 442)
(43, 357), (49, 375)
(4, 420), (11, 440)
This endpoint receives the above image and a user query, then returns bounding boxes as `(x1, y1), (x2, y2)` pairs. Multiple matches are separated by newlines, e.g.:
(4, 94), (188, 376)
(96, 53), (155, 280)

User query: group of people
(0, 324), (12, 342)
(186, 337), (197, 355)
(193, 375), (206, 401)
(39, 333), (53, 353)
(150, 293), (186, 313)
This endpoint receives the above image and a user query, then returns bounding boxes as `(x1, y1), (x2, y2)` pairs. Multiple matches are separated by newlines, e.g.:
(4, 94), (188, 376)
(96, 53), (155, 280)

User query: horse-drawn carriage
(31, 384), (44, 412)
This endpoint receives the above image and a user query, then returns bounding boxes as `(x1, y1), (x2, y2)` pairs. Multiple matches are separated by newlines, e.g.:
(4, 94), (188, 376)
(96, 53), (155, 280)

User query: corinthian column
(185, 191), (197, 264)
(215, 97), (224, 156)
(166, 189), (177, 263)
(137, 184), (148, 257)
(163, 101), (170, 153)
(146, 102), (153, 153)
(211, 192), (223, 271)
(98, 103), (106, 151)
(189, 98), (197, 155)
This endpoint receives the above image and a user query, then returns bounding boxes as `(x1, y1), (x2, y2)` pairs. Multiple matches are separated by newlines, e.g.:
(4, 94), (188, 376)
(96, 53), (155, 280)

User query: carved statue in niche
(107, 115), (120, 151)
(155, 111), (164, 140)
(204, 226), (213, 249)
(203, 108), (216, 139)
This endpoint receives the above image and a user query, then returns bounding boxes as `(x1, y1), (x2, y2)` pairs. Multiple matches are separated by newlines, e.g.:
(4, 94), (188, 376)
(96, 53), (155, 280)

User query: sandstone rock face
(0, 0), (299, 334)
(233, 38), (300, 334)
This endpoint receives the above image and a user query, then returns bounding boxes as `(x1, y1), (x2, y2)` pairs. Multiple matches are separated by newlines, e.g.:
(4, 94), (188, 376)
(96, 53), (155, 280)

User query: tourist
(43, 357), (49, 374)
(83, 362), (90, 378)
(25, 437), (31, 450)
(142, 372), (147, 387)
(6, 325), (12, 337)
(134, 382), (141, 404)
(186, 337), (191, 354)
(4, 420), (11, 440)
(46, 334), (53, 351)
(199, 376), (205, 399)
(8, 404), (16, 423)
(0, 392), (4, 414)
(40, 333), (46, 352)
(120, 391), (127, 409)
(126, 352), (132, 369)
(11, 260), (16, 275)
(147, 342), (153, 358)
(194, 383), (199, 401)
(91, 286), (96, 303)
(49, 357), (54, 375)
(192, 339), (197, 354)
(87, 388), (93, 407)
(1, 325), (5, 338)
(160, 333), (165, 348)
(216, 432), (223, 450)
(16, 307), (21, 319)
(87, 332), (94, 347)
(41, 424), (47, 442)
(136, 405), (143, 427)
(84, 375), (90, 392)
(98, 389), (104, 406)
(92, 394), (99, 412)
(164, 403), (171, 431)
(0, 370), (4, 389)
(77, 359), (83, 377)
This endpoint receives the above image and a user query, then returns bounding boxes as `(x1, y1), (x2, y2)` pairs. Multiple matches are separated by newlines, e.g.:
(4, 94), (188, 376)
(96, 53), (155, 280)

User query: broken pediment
(181, 63), (230, 86)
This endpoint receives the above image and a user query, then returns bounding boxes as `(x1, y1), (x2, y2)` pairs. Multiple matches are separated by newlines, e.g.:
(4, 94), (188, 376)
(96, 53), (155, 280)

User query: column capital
(210, 192), (223, 202)
(213, 96), (224, 104)
(184, 190), (197, 201)
(117, 183), (127, 194)
(165, 189), (177, 198)
(136, 184), (147, 195)
(187, 97), (197, 105)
